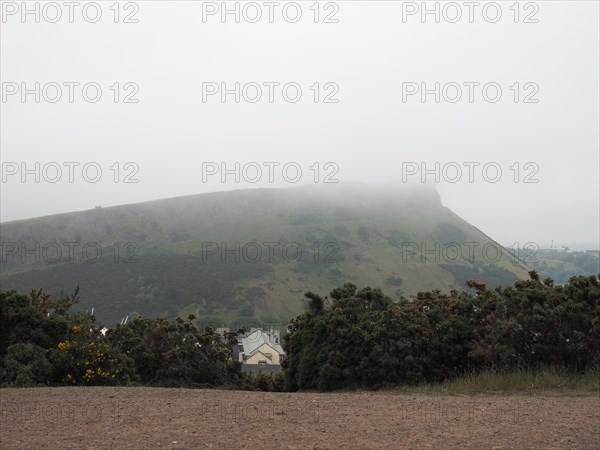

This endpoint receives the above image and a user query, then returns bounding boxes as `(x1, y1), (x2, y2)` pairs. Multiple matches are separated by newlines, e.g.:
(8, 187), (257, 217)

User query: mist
(1, 1), (598, 250)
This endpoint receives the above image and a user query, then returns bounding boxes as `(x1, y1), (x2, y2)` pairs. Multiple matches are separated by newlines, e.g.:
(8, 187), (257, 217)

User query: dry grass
(381, 367), (600, 396)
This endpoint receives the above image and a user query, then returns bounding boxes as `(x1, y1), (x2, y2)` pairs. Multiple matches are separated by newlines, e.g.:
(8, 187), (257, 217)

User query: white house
(236, 328), (285, 373)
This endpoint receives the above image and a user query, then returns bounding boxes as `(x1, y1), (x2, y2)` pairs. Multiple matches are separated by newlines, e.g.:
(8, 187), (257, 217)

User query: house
(235, 328), (285, 373)
(538, 241), (570, 254)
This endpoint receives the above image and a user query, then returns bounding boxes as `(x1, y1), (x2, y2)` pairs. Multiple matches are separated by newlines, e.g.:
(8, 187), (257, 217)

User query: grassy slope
(0, 183), (530, 325)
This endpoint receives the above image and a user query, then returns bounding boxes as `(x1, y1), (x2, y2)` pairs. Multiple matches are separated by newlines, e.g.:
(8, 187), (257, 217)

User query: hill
(0, 183), (530, 326)
(530, 251), (600, 284)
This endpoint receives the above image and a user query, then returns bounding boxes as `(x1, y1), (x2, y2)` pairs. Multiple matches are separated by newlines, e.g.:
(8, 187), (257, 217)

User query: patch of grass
(382, 367), (600, 396)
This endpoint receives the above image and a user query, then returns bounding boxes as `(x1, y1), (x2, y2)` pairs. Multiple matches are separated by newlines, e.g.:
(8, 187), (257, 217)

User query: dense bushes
(0, 289), (244, 388)
(0, 288), (140, 386)
(108, 316), (242, 387)
(3, 271), (598, 392)
(3, 343), (54, 387)
(53, 314), (136, 386)
(0, 288), (285, 390)
(283, 272), (600, 391)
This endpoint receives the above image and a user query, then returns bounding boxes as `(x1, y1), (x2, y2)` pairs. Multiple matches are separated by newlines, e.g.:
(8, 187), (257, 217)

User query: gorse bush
(53, 315), (136, 386)
(283, 272), (600, 391)
(108, 316), (242, 387)
(245, 371), (285, 392)
(3, 343), (53, 387)
(2, 271), (598, 391)
(0, 289), (243, 388)
(0, 288), (137, 386)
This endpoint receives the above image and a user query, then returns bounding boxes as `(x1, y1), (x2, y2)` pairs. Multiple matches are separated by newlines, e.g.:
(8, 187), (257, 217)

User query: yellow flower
(57, 342), (67, 351)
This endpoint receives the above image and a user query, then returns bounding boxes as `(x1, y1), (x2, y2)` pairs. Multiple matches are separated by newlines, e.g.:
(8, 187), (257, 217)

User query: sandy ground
(0, 387), (598, 449)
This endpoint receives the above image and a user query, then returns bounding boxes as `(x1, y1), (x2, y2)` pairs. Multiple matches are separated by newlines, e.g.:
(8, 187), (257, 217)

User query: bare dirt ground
(1, 387), (598, 449)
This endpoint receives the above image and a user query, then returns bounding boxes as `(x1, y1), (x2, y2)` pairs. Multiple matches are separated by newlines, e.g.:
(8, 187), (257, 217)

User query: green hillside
(0, 183), (530, 326)
(530, 251), (600, 284)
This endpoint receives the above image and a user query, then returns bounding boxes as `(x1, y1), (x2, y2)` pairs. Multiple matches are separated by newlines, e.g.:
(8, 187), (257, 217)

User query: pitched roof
(246, 349), (276, 362)
(240, 329), (284, 356)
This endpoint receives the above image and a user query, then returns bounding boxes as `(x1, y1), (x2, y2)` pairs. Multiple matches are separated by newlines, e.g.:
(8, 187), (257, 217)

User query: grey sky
(1, 1), (598, 249)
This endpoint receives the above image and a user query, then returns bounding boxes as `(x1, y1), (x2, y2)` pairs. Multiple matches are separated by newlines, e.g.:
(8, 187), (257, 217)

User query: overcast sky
(1, 1), (598, 249)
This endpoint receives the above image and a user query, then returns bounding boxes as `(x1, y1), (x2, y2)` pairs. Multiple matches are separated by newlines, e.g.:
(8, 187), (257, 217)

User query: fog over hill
(0, 183), (530, 325)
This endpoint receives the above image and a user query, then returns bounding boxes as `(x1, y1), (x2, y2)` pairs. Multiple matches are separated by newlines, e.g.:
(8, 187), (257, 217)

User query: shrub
(3, 343), (53, 387)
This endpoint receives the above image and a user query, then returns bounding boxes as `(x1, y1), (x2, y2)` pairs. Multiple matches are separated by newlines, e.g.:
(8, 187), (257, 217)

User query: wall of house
(244, 343), (282, 365)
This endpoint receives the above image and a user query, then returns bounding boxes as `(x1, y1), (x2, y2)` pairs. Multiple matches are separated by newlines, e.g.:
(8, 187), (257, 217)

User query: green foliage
(0, 288), (243, 388)
(305, 292), (324, 313)
(1, 253), (273, 325)
(5, 270), (597, 392)
(530, 251), (600, 284)
(243, 372), (285, 392)
(3, 343), (53, 387)
(108, 318), (242, 387)
(441, 261), (518, 289)
(0, 288), (72, 378)
(0, 288), (137, 387)
(53, 314), (136, 386)
(283, 273), (600, 391)
(433, 222), (466, 244)
(384, 276), (403, 287)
